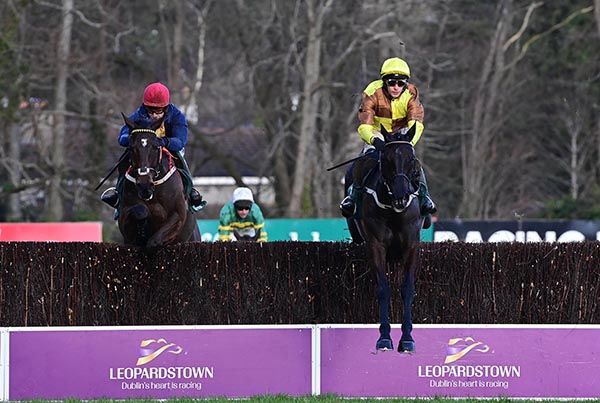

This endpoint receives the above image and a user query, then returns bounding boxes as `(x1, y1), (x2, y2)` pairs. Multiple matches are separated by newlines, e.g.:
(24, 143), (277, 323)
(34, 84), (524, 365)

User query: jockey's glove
(159, 137), (170, 148)
(372, 137), (385, 152)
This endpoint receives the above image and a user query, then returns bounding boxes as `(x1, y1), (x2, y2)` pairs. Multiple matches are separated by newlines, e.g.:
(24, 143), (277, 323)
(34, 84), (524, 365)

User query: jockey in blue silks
(101, 82), (205, 218)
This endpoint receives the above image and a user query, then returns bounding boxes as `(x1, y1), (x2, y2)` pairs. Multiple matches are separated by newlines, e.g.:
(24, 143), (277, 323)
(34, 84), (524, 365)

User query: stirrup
(101, 187), (119, 208)
(191, 200), (207, 212)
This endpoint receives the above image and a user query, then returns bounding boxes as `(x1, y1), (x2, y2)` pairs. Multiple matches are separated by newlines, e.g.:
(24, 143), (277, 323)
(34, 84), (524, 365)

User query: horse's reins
(326, 154), (366, 171)
(95, 128), (159, 190)
(94, 149), (130, 191)
(326, 140), (414, 171)
(120, 128), (177, 186)
(372, 140), (419, 212)
(379, 141), (413, 195)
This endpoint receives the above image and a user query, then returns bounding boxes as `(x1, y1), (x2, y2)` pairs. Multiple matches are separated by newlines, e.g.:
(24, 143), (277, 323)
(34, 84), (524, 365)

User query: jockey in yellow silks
(340, 57), (436, 225)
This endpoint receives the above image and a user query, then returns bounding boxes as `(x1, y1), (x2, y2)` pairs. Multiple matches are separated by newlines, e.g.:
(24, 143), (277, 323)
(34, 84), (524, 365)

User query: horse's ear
(380, 125), (392, 142)
(380, 125), (389, 136)
(122, 113), (135, 128)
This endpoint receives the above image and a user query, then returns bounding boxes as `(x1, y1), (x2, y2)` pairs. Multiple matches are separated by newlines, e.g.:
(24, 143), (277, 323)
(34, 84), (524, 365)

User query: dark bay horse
(346, 125), (423, 353)
(118, 115), (201, 247)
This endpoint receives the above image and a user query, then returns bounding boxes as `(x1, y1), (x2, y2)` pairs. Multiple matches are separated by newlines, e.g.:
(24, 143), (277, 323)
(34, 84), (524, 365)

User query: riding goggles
(385, 79), (407, 88)
(145, 106), (166, 116)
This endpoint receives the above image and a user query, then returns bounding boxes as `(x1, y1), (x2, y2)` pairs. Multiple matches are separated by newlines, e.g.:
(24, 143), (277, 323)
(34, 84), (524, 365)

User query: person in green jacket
(218, 187), (267, 242)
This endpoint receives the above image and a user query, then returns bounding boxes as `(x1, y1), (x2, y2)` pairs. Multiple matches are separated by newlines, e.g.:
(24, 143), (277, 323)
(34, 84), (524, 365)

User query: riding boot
(101, 187), (118, 208)
(340, 185), (362, 218)
(340, 155), (377, 218)
(101, 164), (127, 220)
(418, 166), (437, 215)
(174, 151), (207, 212)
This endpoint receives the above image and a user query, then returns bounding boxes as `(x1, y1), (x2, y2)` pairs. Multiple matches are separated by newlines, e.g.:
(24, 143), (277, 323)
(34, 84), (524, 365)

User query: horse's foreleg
(399, 245), (418, 353)
(119, 205), (149, 245)
(147, 213), (183, 248)
(371, 244), (393, 351)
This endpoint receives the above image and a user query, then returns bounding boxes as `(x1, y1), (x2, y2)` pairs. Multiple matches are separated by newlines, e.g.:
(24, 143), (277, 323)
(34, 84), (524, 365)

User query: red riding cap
(143, 82), (170, 107)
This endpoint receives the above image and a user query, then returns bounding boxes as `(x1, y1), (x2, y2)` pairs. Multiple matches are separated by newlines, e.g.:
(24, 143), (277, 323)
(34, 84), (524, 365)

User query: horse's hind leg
(399, 246), (418, 353)
(372, 244), (393, 351)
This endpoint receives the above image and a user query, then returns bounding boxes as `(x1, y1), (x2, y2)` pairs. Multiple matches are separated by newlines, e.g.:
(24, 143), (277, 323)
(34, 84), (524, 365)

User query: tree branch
(504, 5), (594, 71)
(502, 1), (543, 52)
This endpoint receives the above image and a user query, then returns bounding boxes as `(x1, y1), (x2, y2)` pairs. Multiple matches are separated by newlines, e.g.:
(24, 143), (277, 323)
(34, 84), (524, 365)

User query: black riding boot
(174, 151), (206, 212)
(101, 187), (119, 208)
(340, 155), (378, 218)
(418, 166), (437, 216)
(101, 161), (127, 220)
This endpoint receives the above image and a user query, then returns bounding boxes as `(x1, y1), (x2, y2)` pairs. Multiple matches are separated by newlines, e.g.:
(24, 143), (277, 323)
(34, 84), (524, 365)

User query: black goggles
(385, 79), (407, 88)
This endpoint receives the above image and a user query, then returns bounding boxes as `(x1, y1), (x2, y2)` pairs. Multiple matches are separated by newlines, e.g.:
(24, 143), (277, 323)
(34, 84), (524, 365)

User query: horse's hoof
(376, 338), (393, 351)
(398, 340), (415, 353)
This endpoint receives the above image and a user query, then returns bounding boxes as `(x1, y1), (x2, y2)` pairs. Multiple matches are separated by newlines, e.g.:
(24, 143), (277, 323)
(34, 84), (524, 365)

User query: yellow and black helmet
(380, 57), (411, 80)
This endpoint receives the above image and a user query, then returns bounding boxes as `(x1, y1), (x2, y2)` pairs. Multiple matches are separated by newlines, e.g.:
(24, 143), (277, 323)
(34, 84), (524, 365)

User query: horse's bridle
(379, 141), (417, 199)
(125, 128), (176, 186)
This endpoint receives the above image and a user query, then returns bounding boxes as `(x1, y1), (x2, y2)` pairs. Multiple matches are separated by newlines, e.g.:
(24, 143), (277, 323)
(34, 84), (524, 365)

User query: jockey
(101, 82), (205, 217)
(340, 57), (436, 223)
(218, 187), (268, 242)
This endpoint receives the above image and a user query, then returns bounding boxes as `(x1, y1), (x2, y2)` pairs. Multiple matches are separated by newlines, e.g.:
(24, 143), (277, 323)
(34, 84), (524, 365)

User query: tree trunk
(595, 0), (600, 38)
(597, 117), (600, 182)
(182, 1), (212, 124)
(570, 128), (579, 199)
(461, 1), (509, 218)
(170, 1), (184, 92)
(7, 123), (22, 221)
(47, 0), (73, 221)
(287, 0), (333, 217)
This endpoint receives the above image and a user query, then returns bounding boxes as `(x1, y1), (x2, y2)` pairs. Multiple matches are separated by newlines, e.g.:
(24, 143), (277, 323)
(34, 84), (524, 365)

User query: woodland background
(1, 0), (599, 223)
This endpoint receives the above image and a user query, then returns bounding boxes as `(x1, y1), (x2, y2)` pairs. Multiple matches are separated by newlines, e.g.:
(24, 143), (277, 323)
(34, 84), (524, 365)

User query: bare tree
(47, 0), (74, 221)
(593, 0), (600, 38)
(287, 0), (334, 217)
(180, 0), (214, 123)
(2, 0), (599, 223)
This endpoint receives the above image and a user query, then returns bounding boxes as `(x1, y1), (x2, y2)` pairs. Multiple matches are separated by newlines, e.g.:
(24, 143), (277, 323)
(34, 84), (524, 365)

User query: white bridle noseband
(125, 129), (177, 186)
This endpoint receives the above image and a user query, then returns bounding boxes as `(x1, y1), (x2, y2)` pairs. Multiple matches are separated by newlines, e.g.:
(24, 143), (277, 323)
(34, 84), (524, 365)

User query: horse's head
(122, 113), (165, 201)
(379, 125), (420, 211)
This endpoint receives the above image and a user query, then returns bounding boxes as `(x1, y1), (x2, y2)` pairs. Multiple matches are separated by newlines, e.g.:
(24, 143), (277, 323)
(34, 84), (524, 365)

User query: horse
(118, 114), (201, 248)
(345, 125), (423, 353)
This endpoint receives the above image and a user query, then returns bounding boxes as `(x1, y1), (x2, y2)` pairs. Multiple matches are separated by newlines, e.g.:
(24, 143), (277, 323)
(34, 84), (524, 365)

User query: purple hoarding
(9, 327), (312, 400)
(319, 325), (600, 398)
